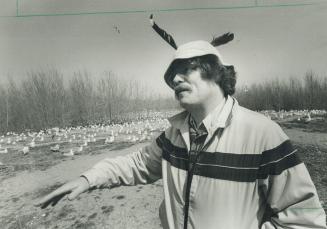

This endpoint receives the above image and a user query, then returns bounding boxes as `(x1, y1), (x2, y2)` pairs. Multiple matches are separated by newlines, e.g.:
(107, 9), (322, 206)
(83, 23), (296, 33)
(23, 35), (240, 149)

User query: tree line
(235, 71), (327, 111)
(0, 70), (178, 134)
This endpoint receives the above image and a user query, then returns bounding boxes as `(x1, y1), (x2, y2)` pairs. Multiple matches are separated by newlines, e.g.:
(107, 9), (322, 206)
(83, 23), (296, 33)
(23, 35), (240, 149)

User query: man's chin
(177, 99), (192, 109)
(175, 93), (194, 107)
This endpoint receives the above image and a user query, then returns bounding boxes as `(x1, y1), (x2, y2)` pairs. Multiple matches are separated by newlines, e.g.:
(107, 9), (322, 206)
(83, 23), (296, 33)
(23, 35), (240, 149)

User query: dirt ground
(0, 118), (327, 229)
(0, 142), (163, 229)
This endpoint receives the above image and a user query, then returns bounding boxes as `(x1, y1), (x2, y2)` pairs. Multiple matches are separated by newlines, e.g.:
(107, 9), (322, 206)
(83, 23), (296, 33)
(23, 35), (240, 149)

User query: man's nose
(172, 73), (184, 86)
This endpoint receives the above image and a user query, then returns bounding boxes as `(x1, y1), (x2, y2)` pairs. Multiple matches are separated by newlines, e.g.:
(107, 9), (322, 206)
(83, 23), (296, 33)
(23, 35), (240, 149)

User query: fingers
(41, 193), (67, 209)
(68, 177), (90, 200)
(34, 182), (76, 207)
(67, 185), (84, 200)
(34, 177), (90, 208)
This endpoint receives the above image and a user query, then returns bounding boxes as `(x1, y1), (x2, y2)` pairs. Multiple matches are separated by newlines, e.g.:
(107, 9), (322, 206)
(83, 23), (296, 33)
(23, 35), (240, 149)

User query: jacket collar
(168, 96), (236, 150)
(168, 110), (191, 150)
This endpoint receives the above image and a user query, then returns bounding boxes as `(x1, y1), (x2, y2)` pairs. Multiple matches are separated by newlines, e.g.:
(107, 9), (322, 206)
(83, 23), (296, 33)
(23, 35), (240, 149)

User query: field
(0, 111), (326, 229)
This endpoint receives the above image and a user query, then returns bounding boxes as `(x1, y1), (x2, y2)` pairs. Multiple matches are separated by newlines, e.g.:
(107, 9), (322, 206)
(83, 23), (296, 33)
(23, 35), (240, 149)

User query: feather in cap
(150, 14), (177, 49)
(211, 32), (234, 47)
(150, 14), (234, 49)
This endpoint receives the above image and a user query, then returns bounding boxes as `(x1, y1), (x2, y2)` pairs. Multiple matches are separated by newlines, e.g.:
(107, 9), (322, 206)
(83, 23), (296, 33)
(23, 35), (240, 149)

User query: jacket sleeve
(81, 137), (162, 188)
(260, 122), (326, 229)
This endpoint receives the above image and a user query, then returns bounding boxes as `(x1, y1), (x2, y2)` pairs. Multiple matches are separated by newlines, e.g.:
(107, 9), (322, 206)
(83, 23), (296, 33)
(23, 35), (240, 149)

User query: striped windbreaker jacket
(82, 96), (326, 229)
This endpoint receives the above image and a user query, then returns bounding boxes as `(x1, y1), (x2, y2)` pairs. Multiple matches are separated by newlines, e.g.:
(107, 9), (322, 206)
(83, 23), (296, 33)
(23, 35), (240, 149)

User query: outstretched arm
(34, 136), (163, 208)
(81, 138), (162, 188)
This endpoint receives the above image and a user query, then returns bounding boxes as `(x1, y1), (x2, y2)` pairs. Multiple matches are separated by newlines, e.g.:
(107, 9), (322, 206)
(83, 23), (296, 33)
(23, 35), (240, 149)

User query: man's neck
(186, 93), (225, 125)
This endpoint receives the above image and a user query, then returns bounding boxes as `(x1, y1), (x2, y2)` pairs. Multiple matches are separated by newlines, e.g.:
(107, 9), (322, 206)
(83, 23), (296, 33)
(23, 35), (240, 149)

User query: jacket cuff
(80, 169), (101, 188)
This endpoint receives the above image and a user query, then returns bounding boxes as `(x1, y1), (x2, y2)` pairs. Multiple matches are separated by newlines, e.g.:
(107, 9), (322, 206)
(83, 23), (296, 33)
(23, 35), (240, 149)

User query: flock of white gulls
(0, 109), (326, 164)
(0, 118), (170, 159)
(260, 109), (326, 123)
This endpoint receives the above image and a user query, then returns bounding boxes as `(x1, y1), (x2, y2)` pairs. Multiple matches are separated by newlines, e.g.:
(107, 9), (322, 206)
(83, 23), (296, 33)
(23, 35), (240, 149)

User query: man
(35, 20), (326, 229)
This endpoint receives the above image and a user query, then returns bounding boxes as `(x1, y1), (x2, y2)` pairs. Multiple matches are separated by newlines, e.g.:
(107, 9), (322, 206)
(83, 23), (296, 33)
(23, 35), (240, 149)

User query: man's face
(171, 63), (220, 108)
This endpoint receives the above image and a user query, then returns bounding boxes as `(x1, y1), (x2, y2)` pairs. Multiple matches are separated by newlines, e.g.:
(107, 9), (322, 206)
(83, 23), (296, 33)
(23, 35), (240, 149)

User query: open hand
(34, 176), (90, 208)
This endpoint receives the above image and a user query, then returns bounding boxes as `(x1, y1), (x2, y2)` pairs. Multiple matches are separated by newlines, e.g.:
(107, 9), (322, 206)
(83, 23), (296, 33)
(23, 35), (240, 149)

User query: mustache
(174, 84), (191, 95)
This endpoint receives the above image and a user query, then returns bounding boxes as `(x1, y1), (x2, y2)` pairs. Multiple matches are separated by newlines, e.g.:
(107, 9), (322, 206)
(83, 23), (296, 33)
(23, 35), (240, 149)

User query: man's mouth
(174, 85), (191, 95)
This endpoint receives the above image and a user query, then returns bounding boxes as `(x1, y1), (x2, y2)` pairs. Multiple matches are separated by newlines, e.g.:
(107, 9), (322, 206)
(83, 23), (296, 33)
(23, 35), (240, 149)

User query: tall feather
(211, 32), (234, 47)
(150, 14), (177, 50)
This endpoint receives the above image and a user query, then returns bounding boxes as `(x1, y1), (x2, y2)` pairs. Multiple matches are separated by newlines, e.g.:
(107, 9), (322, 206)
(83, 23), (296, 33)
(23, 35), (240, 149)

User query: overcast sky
(0, 0), (326, 95)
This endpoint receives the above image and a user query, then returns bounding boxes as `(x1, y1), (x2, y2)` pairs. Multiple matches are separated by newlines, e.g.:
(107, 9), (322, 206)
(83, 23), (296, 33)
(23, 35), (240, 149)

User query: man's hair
(169, 54), (237, 96)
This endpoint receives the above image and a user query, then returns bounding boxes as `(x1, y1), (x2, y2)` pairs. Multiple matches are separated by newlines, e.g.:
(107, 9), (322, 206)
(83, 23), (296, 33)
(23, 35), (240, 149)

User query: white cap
(164, 40), (225, 87)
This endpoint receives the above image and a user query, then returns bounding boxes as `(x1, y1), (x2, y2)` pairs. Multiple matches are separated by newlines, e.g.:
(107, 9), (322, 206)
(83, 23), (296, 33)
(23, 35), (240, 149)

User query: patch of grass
(2, 212), (35, 229)
(116, 195), (125, 200)
(279, 116), (327, 133)
(11, 197), (20, 202)
(87, 141), (136, 155)
(0, 139), (149, 181)
(56, 205), (76, 220)
(88, 213), (97, 220)
(71, 219), (96, 229)
(101, 205), (114, 215)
